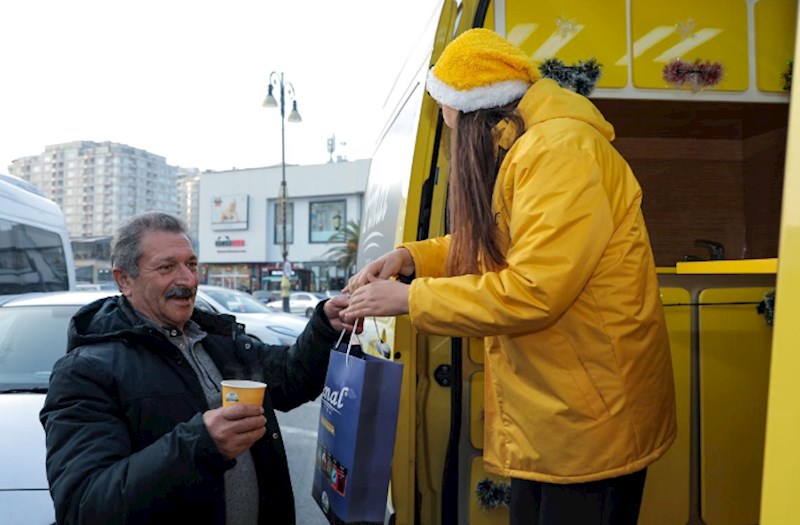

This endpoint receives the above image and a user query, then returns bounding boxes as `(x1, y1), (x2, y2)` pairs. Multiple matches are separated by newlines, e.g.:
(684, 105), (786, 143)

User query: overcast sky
(0, 0), (440, 173)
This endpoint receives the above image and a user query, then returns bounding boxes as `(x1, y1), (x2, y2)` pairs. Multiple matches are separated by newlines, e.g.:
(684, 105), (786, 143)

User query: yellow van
(356, 1), (799, 523)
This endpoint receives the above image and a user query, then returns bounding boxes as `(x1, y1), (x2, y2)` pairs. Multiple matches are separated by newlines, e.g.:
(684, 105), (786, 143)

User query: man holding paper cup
(40, 211), (354, 525)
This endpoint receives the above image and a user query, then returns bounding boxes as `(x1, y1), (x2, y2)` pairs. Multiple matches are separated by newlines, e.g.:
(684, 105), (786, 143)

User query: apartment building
(9, 141), (178, 238)
(177, 167), (201, 250)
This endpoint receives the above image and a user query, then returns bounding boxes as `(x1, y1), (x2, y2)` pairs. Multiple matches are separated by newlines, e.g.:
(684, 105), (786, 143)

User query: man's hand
(203, 404), (267, 460)
(323, 294), (361, 333)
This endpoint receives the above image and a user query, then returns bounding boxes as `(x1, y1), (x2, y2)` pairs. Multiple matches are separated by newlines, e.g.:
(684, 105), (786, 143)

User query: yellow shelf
(675, 258), (778, 274)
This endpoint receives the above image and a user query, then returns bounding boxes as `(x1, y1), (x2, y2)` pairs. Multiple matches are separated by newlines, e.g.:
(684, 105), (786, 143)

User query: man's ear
(112, 268), (131, 295)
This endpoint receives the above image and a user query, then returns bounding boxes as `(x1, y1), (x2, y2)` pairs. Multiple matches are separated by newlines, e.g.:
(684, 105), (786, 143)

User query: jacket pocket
(550, 335), (610, 420)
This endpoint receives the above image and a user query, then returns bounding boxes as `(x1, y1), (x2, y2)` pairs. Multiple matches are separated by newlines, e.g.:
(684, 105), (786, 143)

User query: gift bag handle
(335, 317), (361, 366)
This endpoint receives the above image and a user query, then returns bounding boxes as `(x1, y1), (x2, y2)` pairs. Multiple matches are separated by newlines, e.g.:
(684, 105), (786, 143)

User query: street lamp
(263, 71), (302, 280)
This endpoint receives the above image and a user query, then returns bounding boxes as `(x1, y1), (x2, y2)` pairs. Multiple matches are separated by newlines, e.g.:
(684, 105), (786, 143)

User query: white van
(0, 174), (75, 294)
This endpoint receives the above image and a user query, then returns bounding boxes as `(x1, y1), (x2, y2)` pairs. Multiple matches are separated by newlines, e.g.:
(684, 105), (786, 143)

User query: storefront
(201, 262), (253, 291)
(197, 160), (369, 294)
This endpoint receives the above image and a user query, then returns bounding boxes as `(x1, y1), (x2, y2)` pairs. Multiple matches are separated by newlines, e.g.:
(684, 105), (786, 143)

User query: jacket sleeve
(40, 350), (231, 525)
(407, 149), (614, 337)
(398, 235), (451, 278)
(256, 300), (341, 411)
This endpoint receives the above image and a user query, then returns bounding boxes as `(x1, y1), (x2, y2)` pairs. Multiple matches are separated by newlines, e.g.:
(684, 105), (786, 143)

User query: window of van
(0, 219), (70, 294)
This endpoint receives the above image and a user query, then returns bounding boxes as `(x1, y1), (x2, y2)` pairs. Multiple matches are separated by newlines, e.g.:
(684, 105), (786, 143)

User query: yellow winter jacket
(401, 79), (676, 483)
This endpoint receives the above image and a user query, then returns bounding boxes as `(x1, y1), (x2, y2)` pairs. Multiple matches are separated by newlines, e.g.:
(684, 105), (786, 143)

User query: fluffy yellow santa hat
(426, 28), (539, 113)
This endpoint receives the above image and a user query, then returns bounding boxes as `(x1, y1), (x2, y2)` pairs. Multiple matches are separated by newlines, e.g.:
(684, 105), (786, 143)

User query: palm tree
(323, 219), (360, 277)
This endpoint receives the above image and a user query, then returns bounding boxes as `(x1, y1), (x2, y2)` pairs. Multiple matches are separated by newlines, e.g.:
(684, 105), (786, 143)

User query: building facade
(198, 159), (369, 293)
(9, 141), (178, 238)
(177, 167), (201, 250)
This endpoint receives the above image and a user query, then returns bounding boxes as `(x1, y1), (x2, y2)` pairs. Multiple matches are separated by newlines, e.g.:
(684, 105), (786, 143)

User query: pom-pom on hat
(427, 28), (539, 113)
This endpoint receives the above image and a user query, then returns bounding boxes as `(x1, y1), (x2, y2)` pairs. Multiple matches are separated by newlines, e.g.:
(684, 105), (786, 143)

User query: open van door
(760, 8), (800, 525)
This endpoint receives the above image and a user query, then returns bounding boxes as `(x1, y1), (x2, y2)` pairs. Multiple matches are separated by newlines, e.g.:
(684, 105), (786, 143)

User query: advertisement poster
(211, 194), (249, 231)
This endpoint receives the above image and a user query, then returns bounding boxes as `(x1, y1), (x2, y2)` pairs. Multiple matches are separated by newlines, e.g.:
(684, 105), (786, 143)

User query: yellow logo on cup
(221, 380), (267, 407)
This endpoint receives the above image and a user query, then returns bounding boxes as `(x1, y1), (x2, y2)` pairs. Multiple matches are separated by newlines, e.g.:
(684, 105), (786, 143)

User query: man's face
(114, 230), (199, 330)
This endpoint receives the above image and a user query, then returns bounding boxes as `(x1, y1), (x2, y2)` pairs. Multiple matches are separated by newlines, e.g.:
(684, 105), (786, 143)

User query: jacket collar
(67, 295), (238, 353)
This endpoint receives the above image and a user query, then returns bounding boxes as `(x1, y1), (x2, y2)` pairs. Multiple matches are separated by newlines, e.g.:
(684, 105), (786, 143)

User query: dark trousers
(282, 297), (290, 313)
(510, 468), (647, 525)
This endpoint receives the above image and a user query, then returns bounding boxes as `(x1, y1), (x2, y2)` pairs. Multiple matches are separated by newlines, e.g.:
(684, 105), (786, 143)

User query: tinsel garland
(475, 479), (510, 510)
(782, 59), (793, 92)
(538, 57), (603, 96)
(757, 290), (776, 326)
(662, 58), (723, 91)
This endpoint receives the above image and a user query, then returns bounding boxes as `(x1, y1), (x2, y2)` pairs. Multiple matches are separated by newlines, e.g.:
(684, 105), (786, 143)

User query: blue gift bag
(312, 331), (403, 524)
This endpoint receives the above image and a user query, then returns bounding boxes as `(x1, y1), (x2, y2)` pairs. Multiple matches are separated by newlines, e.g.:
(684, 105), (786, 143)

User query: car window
(0, 305), (78, 390)
(194, 297), (217, 313)
(201, 289), (272, 314)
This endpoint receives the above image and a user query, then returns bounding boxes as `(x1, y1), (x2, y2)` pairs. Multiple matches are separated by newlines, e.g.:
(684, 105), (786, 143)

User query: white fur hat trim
(426, 70), (531, 113)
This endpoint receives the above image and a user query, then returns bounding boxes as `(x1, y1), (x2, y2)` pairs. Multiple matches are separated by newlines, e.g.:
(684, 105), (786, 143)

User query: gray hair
(111, 212), (190, 278)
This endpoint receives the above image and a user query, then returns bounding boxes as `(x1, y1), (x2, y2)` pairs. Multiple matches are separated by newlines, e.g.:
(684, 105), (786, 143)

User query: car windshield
(202, 289), (272, 314)
(0, 304), (78, 391)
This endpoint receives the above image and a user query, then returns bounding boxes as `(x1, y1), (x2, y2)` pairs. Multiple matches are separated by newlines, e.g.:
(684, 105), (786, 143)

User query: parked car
(265, 291), (326, 317)
(0, 286), (312, 523)
(0, 285), (316, 523)
(196, 285), (308, 345)
(75, 282), (119, 291)
(0, 289), (118, 524)
(251, 289), (281, 305)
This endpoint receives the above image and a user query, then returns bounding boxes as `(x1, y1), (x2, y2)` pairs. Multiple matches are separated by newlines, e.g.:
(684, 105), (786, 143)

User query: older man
(41, 211), (351, 525)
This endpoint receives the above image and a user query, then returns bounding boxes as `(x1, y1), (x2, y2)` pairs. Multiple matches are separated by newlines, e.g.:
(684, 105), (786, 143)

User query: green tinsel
(475, 478), (510, 510)
(757, 290), (776, 326)
(782, 59), (792, 92)
(538, 57), (603, 96)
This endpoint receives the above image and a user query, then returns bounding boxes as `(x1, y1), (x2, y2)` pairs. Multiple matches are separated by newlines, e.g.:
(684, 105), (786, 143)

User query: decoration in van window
(782, 60), (792, 92)
(756, 290), (776, 326)
(554, 16), (579, 38)
(538, 57), (602, 96)
(662, 58), (723, 91)
(675, 17), (697, 41)
(476, 478), (510, 510)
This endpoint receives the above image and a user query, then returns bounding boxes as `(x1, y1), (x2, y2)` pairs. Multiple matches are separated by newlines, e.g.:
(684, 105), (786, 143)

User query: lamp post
(263, 72), (302, 310)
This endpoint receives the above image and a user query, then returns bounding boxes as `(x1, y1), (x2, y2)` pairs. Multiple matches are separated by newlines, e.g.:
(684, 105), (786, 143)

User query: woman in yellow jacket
(343, 28), (676, 525)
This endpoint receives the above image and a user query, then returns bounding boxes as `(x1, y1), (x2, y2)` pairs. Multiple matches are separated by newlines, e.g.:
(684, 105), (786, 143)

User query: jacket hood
(68, 295), (237, 353)
(68, 296), (139, 352)
(517, 79), (615, 141)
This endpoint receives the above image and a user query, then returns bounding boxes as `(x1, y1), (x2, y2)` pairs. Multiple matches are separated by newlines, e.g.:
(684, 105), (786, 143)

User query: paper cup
(221, 380), (267, 407)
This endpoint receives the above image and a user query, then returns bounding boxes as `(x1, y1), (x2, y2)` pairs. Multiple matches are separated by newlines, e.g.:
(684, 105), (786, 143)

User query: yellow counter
(676, 258), (778, 275)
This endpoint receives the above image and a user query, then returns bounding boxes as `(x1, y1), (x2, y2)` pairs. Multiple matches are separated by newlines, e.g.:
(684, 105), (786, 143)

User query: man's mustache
(165, 286), (196, 299)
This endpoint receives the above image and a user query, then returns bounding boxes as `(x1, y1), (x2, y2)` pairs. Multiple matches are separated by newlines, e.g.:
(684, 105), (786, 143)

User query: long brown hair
(445, 101), (525, 276)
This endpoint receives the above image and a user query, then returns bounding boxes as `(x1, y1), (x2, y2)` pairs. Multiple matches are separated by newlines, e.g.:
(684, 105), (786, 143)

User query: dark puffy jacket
(40, 295), (339, 525)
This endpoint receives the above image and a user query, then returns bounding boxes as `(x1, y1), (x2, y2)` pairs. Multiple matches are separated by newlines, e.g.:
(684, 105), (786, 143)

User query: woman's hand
(345, 248), (415, 293)
(341, 274), (410, 323)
